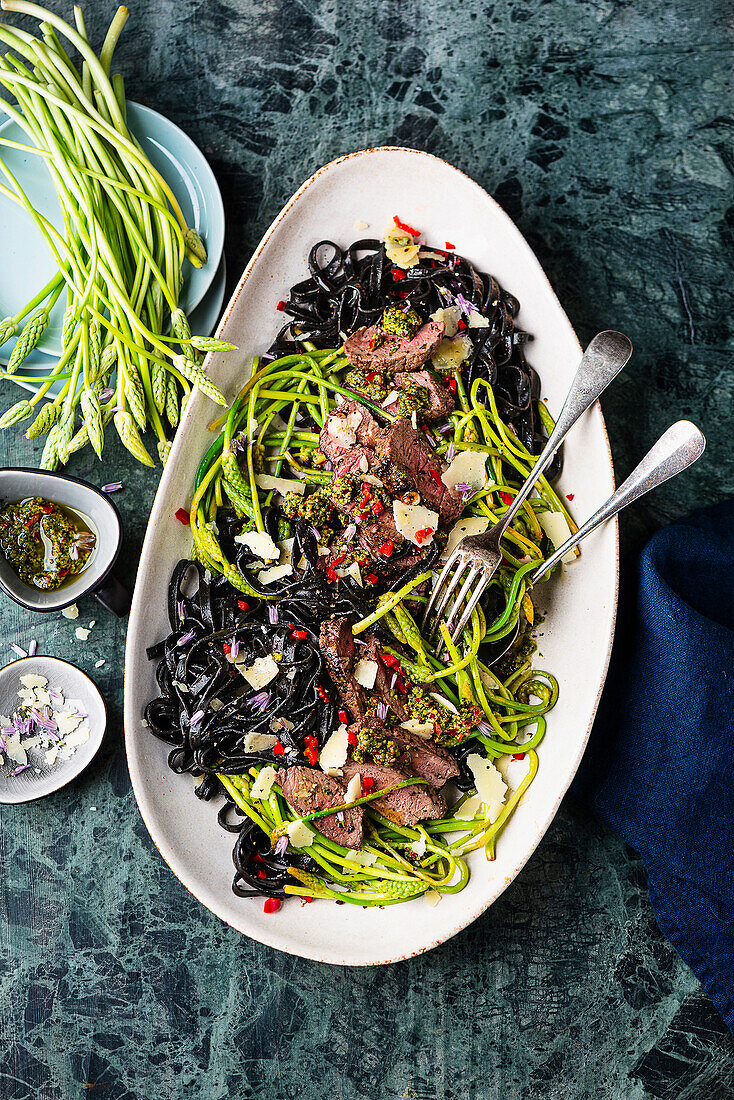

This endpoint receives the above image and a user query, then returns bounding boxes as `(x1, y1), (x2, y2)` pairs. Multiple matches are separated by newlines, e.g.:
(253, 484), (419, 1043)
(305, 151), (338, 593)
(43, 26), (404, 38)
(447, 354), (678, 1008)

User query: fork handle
(498, 331), (633, 535)
(531, 420), (706, 584)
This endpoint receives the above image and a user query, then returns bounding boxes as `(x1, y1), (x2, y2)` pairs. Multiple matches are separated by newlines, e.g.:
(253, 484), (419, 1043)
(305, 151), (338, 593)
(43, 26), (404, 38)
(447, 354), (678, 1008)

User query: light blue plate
(0, 101), (225, 357)
(8, 254), (227, 399)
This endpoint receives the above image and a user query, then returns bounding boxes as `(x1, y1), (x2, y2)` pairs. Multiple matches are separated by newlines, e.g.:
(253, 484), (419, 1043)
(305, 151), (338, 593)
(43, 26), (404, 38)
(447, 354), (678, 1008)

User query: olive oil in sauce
(0, 496), (97, 591)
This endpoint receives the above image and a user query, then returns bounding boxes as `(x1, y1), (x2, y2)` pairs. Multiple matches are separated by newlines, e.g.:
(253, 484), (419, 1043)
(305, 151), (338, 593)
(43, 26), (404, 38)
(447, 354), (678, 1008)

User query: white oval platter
(124, 147), (618, 965)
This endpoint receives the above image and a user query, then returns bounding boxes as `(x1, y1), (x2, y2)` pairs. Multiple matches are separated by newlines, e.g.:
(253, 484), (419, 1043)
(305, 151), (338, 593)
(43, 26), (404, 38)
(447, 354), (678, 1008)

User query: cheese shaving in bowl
(393, 501), (438, 547)
(442, 450), (491, 494)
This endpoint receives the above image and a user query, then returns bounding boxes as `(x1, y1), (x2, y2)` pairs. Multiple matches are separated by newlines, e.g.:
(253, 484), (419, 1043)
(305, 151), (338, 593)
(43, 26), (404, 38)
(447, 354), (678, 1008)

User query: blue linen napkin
(573, 500), (734, 1031)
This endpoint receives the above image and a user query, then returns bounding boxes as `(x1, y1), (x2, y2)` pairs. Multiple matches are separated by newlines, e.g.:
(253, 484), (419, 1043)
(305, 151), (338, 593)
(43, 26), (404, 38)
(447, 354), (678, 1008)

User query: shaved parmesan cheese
(424, 889), (441, 906)
(257, 563), (293, 585)
(384, 225), (420, 269)
(495, 752), (531, 791)
(348, 848), (378, 866)
(75, 627), (90, 641)
(431, 334), (471, 371)
(62, 604), (79, 619)
(538, 510), (578, 564)
(429, 692), (458, 715)
(382, 389), (400, 407)
(467, 754), (507, 824)
(55, 712), (83, 737)
(255, 474), (305, 496)
(454, 793), (485, 820)
(64, 727), (90, 749)
(393, 500), (438, 547)
(345, 774), (362, 803)
(445, 515), (490, 556)
(0, 715), (11, 728)
(44, 748), (58, 767)
(430, 305), (461, 338)
(278, 538), (296, 569)
(250, 765), (277, 800)
(20, 674), (47, 690)
(286, 819), (315, 848)
(4, 733), (26, 765)
(336, 561), (363, 587)
(319, 724), (349, 775)
(400, 718), (435, 739)
(243, 732), (279, 753)
(234, 530), (280, 561)
(362, 475), (384, 488)
(442, 450), (491, 494)
(354, 658), (378, 689)
(240, 655), (279, 690)
(410, 833), (428, 858)
(467, 310), (489, 329)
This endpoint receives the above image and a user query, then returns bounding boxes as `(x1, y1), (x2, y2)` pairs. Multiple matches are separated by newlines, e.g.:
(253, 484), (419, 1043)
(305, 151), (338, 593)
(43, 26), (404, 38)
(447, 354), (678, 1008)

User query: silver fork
(423, 330), (634, 646)
(480, 419), (706, 665)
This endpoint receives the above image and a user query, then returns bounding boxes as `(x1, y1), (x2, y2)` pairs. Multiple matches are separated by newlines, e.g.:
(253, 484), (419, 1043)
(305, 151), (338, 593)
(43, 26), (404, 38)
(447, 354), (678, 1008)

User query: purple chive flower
(98, 387), (115, 403)
(446, 442), (456, 463)
(274, 836), (289, 856)
(102, 481), (123, 494)
(48, 690), (63, 704)
(189, 709), (206, 727)
(390, 673), (397, 690)
(376, 702), (388, 720)
(455, 291), (474, 317)
(0, 735), (6, 751)
(268, 605), (279, 625)
(176, 600), (185, 622)
(438, 422), (453, 435)
(13, 764), (30, 776)
(69, 543), (79, 561)
(323, 461), (333, 472)
(10, 644), (27, 658)
(455, 481), (472, 495)
(343, 524), (357, 541)
(230, 638), (240, 661)
(177, 630), (196, 647)
(247, 690), (271, 713)
(477, 720), (492, 736)
(28, 639), (37, 656)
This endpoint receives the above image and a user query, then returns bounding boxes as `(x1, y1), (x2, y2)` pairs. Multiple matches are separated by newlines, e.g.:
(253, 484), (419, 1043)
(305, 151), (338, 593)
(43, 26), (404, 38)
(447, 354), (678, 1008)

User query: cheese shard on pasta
(467, 753), (507, 824)
(538, 510), (578, 564)
(441, 450), (491, 494)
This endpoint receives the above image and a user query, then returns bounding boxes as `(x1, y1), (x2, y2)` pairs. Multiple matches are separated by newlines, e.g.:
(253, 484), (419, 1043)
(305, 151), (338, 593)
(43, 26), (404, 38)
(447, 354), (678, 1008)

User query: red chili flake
(381, 653), (400, 668)
(362, 776), (375, 791)
(276, 300), (286, 311)
(303, 896), (313, 903)
(395, 678), (409, 696)
(347, 730), (358, 745)
(393, 214), (421, 237)
(291, 628), (308, 640)
(326, 566), (337, 583)
(429, 468), (443, 486)
(331, 553), (346, 568)
(305, 746), (318, 766)
(499, 491), (513, 507)
(371, 501), (384, 515)
(566, 493), (575, 501)
(316, 685), (329, 701)
(512, 753), (526, 761)
(397, 290), (410, 299)
(263, 898), (281, 913)
(253, 852), (265, 864)
(360, 483), (373, 500)
(447, 379), (457, 394)
(391, 267), (407, 281)
(338, 709), (348, 724)
(258, 870), (267, 879)
(414, 527), (433, 545)
(445, 240), (455, 250)
(272, 741), (286, 755)
(365, 572), (378, 584)
(222, 643), (231, 655)
(366, 371), (377, 382)
(457, 318), (467, 331)
(175, 507), (190, 525)
(379, 540), (394, 557)
(237, 600), (250, 611)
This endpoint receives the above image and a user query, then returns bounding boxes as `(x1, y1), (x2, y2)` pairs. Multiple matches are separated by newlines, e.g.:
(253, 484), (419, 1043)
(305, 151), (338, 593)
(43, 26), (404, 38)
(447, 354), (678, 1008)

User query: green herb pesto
(0, 496), (95, 591)
(344, 368), (390, 402)
(405, 687), (482, 747)
(382, 305), (422, 339)
(282, 487), (333, 528)
(352, 721), (399, 766)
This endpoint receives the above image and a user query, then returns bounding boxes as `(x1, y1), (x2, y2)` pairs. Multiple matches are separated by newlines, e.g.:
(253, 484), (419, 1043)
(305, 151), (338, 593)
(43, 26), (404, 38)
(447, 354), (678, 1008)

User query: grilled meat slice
(319, 616), (364, 718)
(391, 730), (460, 788)
(277, 766), (364, 848)
(343, 320), (444, 374)
(341, 760), (446, 826)
(375, 418), (462, 524)
(318, 398), (383, 464)
(380, 370), (455, 422)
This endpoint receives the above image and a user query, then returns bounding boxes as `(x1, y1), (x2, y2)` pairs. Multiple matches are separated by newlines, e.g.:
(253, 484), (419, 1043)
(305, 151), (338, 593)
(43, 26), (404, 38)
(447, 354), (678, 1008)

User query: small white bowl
(0, 655), (106, 804)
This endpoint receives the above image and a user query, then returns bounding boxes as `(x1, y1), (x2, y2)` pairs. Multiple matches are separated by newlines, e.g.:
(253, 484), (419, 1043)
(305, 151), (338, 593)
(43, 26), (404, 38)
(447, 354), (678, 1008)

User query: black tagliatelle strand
(263, 237), (558, 475)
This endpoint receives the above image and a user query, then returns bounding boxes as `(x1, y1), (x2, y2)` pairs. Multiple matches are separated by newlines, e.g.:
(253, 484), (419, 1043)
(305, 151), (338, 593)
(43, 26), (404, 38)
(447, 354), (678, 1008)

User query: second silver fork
(423, 330), (633, 646)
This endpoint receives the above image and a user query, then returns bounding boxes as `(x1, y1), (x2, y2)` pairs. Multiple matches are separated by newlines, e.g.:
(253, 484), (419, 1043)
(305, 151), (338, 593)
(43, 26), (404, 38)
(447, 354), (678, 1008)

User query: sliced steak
(343, 320), (445, 374)
(381, 370), (455, 422)
(357, 510), (401, 558)
(277, 766), (364, 849)
(391, 730), (460, 788)
(342, 760), (446, 826)
(319, 616), (364, 718)
(318, 399), (383, 464)
(376, 418), (462, 524)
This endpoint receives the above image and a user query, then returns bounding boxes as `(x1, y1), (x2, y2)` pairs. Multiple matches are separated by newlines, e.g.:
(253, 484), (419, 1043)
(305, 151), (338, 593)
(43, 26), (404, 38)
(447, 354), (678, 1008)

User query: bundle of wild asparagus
(0, 1), (233, 468)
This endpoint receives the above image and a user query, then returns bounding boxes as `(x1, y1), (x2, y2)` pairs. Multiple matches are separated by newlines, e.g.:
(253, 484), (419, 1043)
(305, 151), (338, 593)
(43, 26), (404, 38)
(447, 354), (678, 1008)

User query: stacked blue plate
(0, 103), (226, 398)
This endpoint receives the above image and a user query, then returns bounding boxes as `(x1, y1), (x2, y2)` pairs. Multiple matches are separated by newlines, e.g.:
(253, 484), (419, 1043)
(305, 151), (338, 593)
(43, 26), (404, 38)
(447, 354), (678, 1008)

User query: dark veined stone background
(0, 1), (732, 1096)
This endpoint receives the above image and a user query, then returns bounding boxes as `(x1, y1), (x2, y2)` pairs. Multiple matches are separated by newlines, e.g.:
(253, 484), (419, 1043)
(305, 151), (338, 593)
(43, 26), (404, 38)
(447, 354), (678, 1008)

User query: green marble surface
(1, 0), (733, 1096)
